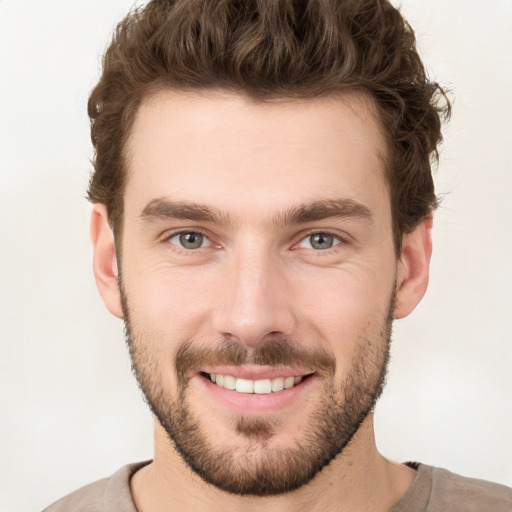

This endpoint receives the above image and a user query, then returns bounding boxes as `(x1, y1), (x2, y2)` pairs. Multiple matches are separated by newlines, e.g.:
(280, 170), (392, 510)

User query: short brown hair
(88, 0), (450, 251)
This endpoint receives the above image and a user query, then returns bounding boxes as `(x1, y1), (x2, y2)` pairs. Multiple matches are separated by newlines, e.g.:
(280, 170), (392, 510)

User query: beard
(120, 283), (394, 497)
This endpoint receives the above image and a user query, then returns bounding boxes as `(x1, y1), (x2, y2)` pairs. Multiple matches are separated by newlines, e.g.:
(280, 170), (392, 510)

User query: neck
(131, 415), (416, 512)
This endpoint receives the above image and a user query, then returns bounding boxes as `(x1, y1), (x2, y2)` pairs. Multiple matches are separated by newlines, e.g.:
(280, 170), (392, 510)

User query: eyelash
(165, 229), (213, 251)
(163, 229), (347, 254)
(295, 231), (344, 251)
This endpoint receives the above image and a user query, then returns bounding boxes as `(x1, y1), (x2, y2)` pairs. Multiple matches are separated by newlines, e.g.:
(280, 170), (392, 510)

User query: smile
(207, 373), (305, 394)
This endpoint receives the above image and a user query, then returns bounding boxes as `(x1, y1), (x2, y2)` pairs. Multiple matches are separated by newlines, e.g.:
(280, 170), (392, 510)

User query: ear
(90, 204), (123, 319)
(394, 215), (433, 319)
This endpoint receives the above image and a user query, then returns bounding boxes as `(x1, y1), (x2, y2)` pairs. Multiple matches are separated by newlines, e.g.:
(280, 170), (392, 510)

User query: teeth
(271, 377), (284, 392)
(254, 379), (272, 394)
(284, 376), (295, 389)
(224, 375), (236, 390)
(235, 378), (254, 394)
(208, 373), (305, 394)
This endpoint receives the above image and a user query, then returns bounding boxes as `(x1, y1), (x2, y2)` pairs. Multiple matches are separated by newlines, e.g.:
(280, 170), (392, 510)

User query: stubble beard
(121, 285), (394, 497)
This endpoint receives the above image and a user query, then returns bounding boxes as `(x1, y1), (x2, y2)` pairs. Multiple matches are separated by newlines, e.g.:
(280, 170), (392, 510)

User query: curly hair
(88, 0), (450, 252)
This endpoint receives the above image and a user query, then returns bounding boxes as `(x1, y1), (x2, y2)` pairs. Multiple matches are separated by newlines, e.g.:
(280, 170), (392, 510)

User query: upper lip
(199, 365), (314, 380)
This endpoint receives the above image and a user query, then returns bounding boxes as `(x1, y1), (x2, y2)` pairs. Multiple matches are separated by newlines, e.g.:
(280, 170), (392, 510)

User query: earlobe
(90, 205), (124, 319)
(394, 215), (433, 319)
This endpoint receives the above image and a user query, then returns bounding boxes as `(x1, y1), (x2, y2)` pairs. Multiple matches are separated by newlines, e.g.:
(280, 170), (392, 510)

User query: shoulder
(42, 461), (150, 512)
(42, 477), (109, 512)
(427, 464), (512, 512)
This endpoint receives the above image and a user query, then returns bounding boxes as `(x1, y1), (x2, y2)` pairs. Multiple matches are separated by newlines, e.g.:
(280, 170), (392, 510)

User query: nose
(211, 242), (297, 347)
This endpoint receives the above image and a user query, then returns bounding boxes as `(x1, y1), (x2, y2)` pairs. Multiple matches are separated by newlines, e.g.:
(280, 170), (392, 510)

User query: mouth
(196, 366), (317, 414)
(200, 371), (313, 395)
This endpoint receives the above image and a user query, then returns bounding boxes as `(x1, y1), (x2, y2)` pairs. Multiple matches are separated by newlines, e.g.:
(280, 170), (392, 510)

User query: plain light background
(1, 1), (511, 510)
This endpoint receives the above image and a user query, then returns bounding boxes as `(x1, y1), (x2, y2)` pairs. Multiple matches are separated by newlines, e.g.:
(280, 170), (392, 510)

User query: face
(103, 90), (408, 495)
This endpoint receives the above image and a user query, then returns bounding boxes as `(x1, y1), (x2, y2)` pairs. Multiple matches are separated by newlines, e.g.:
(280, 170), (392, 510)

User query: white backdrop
(1, 1), (511, 510)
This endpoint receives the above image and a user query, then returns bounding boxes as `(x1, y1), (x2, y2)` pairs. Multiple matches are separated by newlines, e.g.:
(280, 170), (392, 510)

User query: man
(44, 0), (511, 510)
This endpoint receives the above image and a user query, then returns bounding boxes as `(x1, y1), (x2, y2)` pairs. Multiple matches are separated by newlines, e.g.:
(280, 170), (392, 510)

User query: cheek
(123, 269), (212, 397)
(123, 262), (217, 344)
(294, 267), (394, 365)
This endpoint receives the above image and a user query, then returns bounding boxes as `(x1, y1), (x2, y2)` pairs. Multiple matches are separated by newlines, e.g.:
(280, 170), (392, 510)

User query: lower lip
(196, 373), (316, 414)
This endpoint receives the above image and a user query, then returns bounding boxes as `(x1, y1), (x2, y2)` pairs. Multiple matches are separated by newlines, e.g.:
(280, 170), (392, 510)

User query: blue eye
(169, 232), (210, 250)
(298, 233), (340, 250)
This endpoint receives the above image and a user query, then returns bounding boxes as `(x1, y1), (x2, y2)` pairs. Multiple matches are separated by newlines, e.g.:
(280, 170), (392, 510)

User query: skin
(91, 90), (432, 511)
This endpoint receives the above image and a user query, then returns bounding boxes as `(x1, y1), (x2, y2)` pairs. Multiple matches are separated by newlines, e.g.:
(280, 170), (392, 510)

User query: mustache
(175, 338), (336, 383)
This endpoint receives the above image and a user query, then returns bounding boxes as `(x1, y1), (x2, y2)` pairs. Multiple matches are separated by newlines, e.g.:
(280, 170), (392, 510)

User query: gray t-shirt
(43, 461), (512, 511)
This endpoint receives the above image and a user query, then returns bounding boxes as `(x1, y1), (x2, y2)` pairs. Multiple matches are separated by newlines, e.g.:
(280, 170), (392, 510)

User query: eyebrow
(274, 198), (372, 226)
(140, 197), (372, 227)
(141, 198), (230, 224)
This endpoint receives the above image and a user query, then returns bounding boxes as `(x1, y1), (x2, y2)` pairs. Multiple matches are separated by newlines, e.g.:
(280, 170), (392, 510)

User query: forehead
(123, 89), (390, 224)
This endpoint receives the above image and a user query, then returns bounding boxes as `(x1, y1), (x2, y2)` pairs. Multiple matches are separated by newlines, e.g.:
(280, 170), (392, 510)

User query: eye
(297, 232), (341, 250)
(169, 231), (211, 250)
